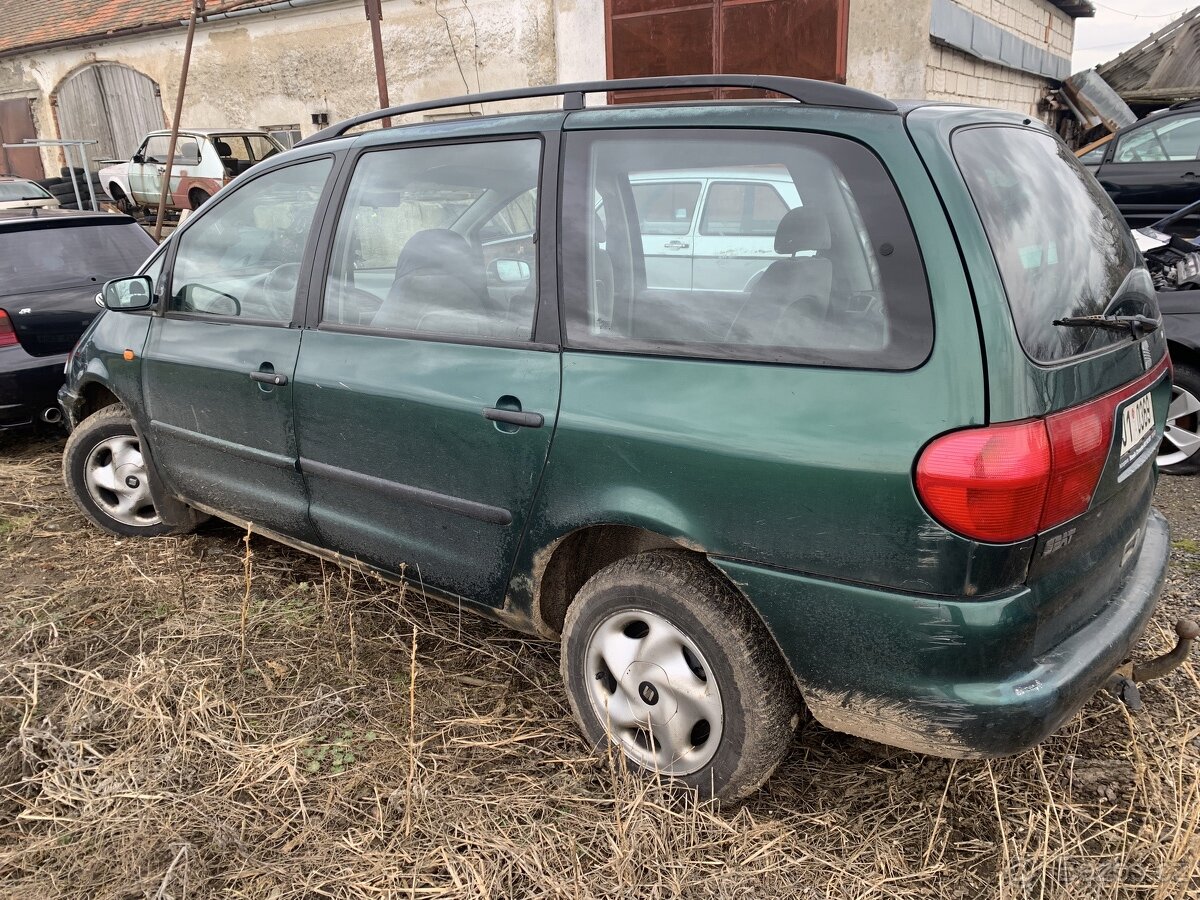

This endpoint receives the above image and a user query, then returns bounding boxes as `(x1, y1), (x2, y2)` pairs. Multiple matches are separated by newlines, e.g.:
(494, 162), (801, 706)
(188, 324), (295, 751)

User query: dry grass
(1, 432), (1198, 899)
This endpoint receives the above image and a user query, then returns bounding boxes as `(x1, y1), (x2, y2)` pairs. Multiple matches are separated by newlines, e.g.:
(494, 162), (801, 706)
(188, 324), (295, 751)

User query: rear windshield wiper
(1053, 314), (1161, 339)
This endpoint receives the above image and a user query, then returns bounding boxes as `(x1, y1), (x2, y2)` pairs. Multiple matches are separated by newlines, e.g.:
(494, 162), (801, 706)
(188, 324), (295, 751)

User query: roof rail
(296, 75), (897, 146)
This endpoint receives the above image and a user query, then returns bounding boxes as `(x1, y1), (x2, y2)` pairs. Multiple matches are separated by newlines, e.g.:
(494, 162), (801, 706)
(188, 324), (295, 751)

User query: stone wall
(0, 0), (561, 174)
(924, 0), (1075, 118)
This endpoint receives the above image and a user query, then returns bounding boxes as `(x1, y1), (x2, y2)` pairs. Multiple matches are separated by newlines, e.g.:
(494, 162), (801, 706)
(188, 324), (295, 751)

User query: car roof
(146, 128), (271, 137)
(0, 175), (39, 183)
(0, 208), (138, 228)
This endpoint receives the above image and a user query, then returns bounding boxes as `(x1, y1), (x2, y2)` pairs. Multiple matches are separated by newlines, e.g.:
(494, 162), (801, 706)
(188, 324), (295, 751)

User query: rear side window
(561, 130), (931, 369)
(954, 126), (1156, 363)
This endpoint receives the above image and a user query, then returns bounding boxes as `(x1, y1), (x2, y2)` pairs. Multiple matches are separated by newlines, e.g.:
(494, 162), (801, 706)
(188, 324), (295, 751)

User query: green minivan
(59, 76), (1179, 801)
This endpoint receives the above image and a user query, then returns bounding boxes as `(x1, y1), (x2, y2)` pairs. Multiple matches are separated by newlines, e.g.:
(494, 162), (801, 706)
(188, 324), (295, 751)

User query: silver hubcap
(83, 435), (161, 527)
(1160, 385), (1200, 468)
(584, 609), (723, 775)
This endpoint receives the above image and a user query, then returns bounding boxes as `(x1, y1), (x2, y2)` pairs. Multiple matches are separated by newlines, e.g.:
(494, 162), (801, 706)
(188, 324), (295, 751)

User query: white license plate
(1120, 392), (1155, 462)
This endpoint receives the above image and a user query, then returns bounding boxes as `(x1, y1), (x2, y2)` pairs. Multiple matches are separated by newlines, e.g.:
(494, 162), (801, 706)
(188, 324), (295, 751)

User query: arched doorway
(54, 63), (165, 163)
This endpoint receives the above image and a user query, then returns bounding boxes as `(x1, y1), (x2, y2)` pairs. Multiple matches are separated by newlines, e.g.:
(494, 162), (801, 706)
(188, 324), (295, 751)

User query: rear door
(141, 155), (335, 536)
(691, 177), (795, 291)
(950, 121), (1170, 643)
(1096, 112), (1200, 226)
(293, 130), (561, 606)
(629, 178), (702, 289)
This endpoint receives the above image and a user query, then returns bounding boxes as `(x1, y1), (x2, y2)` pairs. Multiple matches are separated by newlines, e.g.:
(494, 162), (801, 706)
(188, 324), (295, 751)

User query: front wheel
(63, 406), (183, 537)
(1160, 362), (1200, 475)
(561, 550), (799, 802)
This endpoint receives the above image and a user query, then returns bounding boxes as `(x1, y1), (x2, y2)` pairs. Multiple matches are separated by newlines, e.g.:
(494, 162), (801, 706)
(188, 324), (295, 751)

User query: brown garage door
(606, 0), (849, 101)
(0, 98), (44, 180)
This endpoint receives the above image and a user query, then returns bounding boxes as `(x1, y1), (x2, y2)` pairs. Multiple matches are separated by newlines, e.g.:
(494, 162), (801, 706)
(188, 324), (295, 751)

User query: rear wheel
(1160, 363), (1200, 474)
(63, 406), (188, 537)
(561, 550), (799, 802)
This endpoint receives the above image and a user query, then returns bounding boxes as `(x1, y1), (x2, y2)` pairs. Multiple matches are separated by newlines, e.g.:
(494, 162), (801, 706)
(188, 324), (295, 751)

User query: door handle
(250, 371), (288, 386)
(156, 166), (166, 175)
(483, 407), (543, 428)
(664, 240), (690, 250)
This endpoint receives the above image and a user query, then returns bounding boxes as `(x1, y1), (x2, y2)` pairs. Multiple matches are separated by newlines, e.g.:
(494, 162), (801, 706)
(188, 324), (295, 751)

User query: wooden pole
(154, 0), (200, 242)
(365, 0), (392, 128)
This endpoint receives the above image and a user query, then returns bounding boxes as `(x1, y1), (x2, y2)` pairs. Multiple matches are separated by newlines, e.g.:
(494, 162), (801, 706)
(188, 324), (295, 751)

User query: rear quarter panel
(511, 104), (998, 622)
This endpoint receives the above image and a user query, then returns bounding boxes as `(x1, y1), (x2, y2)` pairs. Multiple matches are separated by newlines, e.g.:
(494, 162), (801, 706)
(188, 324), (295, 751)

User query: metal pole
(155, 0), (201, 241)
(77, 142), (98, 210)
(365, 0), (392, 128)
(66, 146), (83, 211)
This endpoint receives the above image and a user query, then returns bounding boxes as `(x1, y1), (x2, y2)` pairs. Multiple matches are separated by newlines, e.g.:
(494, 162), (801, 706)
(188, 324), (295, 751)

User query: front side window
(321, 138), (542, 341)
(1114, 114), (1200, 163)
(561, 130), (931, 368)
(168, 157), (332, 321)
(141, 136), (170, 163)
(955, 126), (1156, 362)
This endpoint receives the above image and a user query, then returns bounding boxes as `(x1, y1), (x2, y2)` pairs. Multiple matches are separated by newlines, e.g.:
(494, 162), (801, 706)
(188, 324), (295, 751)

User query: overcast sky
(1071, 2), (1194, 72)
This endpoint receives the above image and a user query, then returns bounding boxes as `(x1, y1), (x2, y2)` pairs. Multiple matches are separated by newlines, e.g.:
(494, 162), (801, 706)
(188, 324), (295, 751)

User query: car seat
(373, 229), (490, 333)
(724, 207), (834, 347)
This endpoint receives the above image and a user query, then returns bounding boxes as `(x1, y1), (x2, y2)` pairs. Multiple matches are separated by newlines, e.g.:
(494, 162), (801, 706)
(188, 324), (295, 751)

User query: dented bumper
(713, 508), (1169, 758)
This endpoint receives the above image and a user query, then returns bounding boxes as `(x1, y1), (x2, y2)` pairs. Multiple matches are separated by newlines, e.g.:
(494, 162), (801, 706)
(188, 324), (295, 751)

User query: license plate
(1120, 392), (1155, 465)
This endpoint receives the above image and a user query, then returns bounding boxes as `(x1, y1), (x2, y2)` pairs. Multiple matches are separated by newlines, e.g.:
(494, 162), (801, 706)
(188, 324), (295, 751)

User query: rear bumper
(714, 508), (1170, 758)
(0, 344), (67, 429)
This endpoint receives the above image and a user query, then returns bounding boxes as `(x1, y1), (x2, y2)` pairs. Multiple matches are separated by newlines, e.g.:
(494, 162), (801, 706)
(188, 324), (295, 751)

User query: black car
(0, 210), (155, 429)
(1084, 100), (1200, 229)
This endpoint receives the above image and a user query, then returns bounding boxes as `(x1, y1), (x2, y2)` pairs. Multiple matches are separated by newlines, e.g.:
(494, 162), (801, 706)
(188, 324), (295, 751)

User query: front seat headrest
(213, 140), (232, 157)
(394, 228), (486, 300)
(774, 207), (832, 256)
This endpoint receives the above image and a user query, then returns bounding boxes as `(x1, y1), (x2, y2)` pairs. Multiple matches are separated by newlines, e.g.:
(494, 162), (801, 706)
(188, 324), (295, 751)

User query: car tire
(108, 184), (134, 214)
(1160, 362), (1200, 475)
(561, 549), (799, 803)
(62, 406), (191, 538)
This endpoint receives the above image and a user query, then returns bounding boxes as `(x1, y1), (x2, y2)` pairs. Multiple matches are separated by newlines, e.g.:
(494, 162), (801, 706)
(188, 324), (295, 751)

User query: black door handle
(250, 371), (288, 386)
(483, 407), (543, 428)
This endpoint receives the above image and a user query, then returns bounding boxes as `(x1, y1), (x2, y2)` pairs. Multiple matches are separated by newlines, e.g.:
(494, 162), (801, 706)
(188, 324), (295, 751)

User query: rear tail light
(0, 310), (18, 349)
(916, 358), (1169, 544)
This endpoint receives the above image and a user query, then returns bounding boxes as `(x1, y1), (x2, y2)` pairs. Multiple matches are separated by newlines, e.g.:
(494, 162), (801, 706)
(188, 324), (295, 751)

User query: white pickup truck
(99, 129), (284, 213)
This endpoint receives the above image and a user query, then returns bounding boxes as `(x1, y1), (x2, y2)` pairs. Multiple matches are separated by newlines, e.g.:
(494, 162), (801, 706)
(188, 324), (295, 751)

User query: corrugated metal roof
(1096, 6), (1200, 104)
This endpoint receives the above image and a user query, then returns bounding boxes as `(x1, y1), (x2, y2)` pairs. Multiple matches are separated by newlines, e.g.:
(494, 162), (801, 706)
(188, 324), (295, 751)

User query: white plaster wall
(0, 0), (561, 173)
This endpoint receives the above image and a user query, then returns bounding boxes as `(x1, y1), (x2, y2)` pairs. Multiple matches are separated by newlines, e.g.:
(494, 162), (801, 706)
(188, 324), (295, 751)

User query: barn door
(55, 63), (165, 165)
(606, 0), (850, 102)
(0, 99), (43, 179)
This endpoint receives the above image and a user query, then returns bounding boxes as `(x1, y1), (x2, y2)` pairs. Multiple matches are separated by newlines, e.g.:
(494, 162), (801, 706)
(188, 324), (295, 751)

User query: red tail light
(0, 310), (18, 349)
(916, 357), (1170, 544)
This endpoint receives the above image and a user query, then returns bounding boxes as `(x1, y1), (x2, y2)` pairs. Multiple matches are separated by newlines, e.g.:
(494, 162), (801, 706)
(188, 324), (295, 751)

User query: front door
(1098, 112), (1200, 227)
(293, 133), (560, 605)
(128, 135), (164, 204)
(141, 156), (334, 535)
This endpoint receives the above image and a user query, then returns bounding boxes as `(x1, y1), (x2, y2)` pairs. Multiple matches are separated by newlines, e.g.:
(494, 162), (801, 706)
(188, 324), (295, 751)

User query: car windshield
(0, 221), (155, 294)
(0, 181), (52, 202)
(954, 126), (1157, 363)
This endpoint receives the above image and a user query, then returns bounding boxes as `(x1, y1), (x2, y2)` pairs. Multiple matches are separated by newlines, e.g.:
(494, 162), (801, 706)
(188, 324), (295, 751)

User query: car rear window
(0, 221), (155, 294)
(0, 181), (52, 202)
(954, 126), (1157, 363)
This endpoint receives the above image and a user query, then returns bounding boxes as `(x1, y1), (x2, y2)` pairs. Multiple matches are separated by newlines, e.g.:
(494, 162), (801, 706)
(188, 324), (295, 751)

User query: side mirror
(102, 276), (154, 311)
(131, 154), (144, 164)
(488, 258), (531, 284)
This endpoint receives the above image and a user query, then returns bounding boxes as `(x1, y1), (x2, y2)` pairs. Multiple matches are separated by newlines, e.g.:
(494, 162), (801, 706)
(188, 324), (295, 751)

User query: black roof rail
(296, 75), (897, 146)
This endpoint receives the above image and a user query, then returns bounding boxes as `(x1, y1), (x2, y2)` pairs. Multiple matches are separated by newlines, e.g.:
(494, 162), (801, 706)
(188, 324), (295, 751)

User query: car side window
(142, 136), (170, 164)
(321, 138), (542, 341)
(167, 157), (332, 322)
(699, 181), (789, 236)
(1115, 114), (1200, 163)
(630, 181), (701, 235)
(561, 130), (932, 369)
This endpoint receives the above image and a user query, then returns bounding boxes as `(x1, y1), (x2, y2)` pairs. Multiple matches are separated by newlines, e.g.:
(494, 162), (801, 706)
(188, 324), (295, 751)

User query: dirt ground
(0, 429), (1197, 899)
